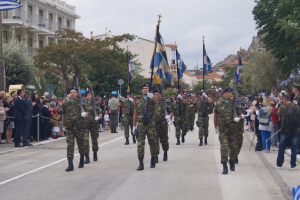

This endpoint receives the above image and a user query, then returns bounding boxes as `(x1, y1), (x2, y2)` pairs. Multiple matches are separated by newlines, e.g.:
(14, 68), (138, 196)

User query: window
(28, 38), (33, 47)
(49, 13), (53, 21)
(17, 35), (21, 42)
(28, 5), (32, 13)
(28, 5), (33, 22)
(39, 40), (43, 48)
(67, 20), (70, 29)
(58, 17), (62, 29)
(3, 31), (8, 43)
(39, 10), (44, 26)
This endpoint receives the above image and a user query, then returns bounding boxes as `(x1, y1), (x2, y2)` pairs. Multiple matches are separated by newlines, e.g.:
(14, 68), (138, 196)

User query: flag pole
(145, 14), (161, 123)
(202, 36), (205, 91)
(175, 43), (181, 117)
(127, 46), (131, 93)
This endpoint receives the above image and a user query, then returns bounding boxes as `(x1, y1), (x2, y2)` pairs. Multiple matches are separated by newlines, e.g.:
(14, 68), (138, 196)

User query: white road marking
(0, 136), (123, 186)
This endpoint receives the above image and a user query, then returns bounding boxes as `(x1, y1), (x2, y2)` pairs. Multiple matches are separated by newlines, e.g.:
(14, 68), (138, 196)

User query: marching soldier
(62, 88), (86, 172)
(132, 83), (159, 171)
(153, 89), (169, 163)
(186, 93), (195, 131)
(123, 92), (136, 145)
(83, 91), (101, 164)
(108, 91), (119, 133)
(214, 87), (242, 175)
(195, 91), (212, 146)
(169, 92), (188, 145)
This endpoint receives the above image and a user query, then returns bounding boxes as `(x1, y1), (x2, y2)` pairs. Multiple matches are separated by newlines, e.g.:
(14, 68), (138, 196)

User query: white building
(1, 0), (80, 56)
(91, 31), (176, 78)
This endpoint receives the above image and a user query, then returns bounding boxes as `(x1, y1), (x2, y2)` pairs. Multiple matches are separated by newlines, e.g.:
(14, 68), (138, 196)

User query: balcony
(2, 9), (73, 34)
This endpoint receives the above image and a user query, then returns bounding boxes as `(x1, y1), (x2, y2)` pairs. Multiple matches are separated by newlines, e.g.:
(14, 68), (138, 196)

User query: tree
(164, 87), (177, 97)
(253, 0), (300, 74)
(3, 39), (35, 88)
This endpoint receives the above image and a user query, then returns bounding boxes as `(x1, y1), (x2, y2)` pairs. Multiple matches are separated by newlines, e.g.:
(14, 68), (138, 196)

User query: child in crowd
(51, 109), (60, 139)
(104, 110), (109, 130)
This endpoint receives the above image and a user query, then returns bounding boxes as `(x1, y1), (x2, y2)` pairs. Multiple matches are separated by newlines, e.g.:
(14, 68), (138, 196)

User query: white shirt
(104, 114), (109, 122)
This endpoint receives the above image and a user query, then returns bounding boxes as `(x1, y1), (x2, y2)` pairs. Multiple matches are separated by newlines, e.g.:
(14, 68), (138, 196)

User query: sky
(70, 0), (257, 70)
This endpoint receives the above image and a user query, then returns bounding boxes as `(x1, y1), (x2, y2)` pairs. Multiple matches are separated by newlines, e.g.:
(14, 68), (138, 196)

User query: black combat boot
(229, 159), (235, 171)
(222, 163), (228, 175)
(124, 137), (129, 145)
(133, 135), (136, 143)
(163, 151), (167, 161)
(155, 155), (158, 163)
(199, 139), (203, 146)
(150, 156), (156, 168)
(137, 158), (144, 171)
(182, 135), (185, 143)
(204, 137), (208, 145)
(235, 155), (239, 164)
(114, 128), (118, 133)
(176, 138), (180, 145)
(110, 128), (114, 133)
(78, 155), (84, 168)
(93, 151), (98, 161)
(65, 158), (74, 172)
(84, 153), (90, 164)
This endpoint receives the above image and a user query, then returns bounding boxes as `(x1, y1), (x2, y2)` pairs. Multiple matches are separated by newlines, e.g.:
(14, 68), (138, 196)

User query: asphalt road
(0, 116), (296, 200)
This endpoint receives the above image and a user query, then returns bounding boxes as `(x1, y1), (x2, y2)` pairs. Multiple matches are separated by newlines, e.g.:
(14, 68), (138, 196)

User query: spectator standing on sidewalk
(259, 98), (273, 153)
(14, 89), (27, 147)
(292, 83), (300, 154)
(0, 97), (9, 144)
(32, 95), (41, 141)
(42, 100), (51, 140)
(24, 91), (34, 145)
(4, 95), (15, 144)
(277, 94), (300, 169)
(270, 99), (279, 147)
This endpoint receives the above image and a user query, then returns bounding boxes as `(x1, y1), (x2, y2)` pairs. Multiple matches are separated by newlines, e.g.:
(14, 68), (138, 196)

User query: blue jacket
(13, 97), (26, 120)
(258, 106), (273, 121)
(23, 97), (33, 121)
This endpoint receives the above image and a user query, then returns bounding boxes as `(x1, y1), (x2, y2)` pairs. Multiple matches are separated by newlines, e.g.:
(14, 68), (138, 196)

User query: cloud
(70, 0), (258, 69)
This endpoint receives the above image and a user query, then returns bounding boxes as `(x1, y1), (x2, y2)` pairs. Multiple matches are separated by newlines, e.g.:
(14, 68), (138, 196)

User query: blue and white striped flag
(128, 56), (136, 82)
(235, 54), (243, 84)
(0, 0), (22, 11)
(203, 43), (212, 74)
(176, 51), (186, 82)
(292, 185), (300, 200)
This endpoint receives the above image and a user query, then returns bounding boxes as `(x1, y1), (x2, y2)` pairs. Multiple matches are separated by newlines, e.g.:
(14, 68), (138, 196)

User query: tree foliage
(3, 39), (35, 88)
(253, 0), (300, 74)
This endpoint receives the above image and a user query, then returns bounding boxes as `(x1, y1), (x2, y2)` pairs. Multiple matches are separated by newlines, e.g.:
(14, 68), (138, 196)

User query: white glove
(203, 92), (207, 98)
(234, 117), (240, 122)
(132, 126), (137, 134)
(178, 94), (182, 99)
(165, 115), (170, 120)
(129, 97), (134, 102)
(147, 92), (153, 99)
(241, 114), (246, 119)
(215, 129), (219, 134)
(95, 117), (99, 121)
(256, 110), (259, 116)
(81, 112), (87, 117)
(62, 127), (66, 131)
(169, 121), (173, 125)
(122, 115), (124, 118)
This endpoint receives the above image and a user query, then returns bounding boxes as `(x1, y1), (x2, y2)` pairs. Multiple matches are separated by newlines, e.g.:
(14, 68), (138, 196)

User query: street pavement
(0, 115), (299, 200)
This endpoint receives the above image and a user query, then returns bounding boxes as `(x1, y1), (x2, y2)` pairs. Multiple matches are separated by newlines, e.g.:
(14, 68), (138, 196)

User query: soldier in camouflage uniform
(108, 91), (119, 133)
(235, 107), (245, 164)
(83, 91), (101, 164)
(169, 93), (188, 145)
(62, 88), (86, 172)
(195, 92), (212, 146)
(214, 87), (242, 175)
(153, 89), (169, 163)
(123, 92), (135, 145)
(133, 83), (159, 171)
(186, 94), (195, 131)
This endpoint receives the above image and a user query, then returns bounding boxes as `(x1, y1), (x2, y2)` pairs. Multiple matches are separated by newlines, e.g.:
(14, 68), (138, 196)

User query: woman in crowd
(3, 95), (15, 144)
(32, 95), (42, 141)
(0, 97), (9, 144)
(270, 97), (279, 147)
(259, 97), (273, 153)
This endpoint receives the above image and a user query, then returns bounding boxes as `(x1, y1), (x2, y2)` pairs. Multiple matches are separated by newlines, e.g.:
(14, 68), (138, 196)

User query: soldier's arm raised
(206, 96), (213, 103)
(214, 113), (218, 129)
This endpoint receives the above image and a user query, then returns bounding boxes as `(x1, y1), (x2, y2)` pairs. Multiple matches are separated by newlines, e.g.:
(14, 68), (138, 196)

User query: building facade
(1, 0), (80, 56)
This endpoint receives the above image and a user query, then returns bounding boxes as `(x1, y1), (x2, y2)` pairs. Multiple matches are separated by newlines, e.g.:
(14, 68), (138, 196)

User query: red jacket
(272, 107), (279, 125)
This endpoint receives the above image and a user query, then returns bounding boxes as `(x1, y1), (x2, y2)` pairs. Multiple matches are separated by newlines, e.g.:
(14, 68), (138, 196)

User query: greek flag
(203, 43), (212, 74)
(292, 185), (300, 200)
(0, 0), (22, 11)
(128, 56), (136, 82)
(176, 51), (186, 82)
(234, 54), (243, 84)
(150, 25), (174, 86)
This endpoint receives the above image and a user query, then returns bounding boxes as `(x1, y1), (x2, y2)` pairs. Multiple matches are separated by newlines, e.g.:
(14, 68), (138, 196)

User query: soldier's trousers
(236, 130), (244, 155)
(110, 109), (118, 129)
(175, 120), (187, 138)
(84, 127), (99, 154)
(219, 131), (237, 163)
(155, 120), (169, 155)
(190, 111), (195, 128)
(124, 116), (133, 138)
(66, 128), (85, 158)
(198, 116), (209, 139)
(137, 122), (157, 159)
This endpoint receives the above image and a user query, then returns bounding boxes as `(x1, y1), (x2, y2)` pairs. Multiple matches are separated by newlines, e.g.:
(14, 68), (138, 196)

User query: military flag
(0, 0), (22, 11)
(128, 56), (136, 82)
(203, 43), (212, 75)
(235, 52), (243, 84)
(176, 50), (186, 82)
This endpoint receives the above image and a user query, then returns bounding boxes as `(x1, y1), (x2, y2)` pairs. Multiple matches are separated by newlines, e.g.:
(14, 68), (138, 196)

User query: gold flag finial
(203, 36), (205, 43)
(158, 14), (162, 25)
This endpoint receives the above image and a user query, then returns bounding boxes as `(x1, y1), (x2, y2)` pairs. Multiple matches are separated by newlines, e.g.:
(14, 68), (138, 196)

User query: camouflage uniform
(197, 98), (211, 139)
(83, 100), (100, 154)
(186, 98), (195, 130)
(170, 101), (187, 138)
(236, 107), (244, 156)
(123, 98), (133, 138)
(214, 99), (241, 163)
(154, 99), (169, 155)
(134, 97), (157, 159)
(62, 98), (85, 158)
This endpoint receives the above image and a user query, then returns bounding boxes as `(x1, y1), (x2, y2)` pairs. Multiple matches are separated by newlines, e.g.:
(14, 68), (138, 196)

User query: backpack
(284, 104), (300, 130)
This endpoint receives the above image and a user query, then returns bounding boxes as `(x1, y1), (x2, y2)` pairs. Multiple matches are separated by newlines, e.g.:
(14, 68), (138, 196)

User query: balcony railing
(2, 9), (73, 32)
